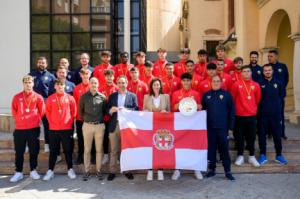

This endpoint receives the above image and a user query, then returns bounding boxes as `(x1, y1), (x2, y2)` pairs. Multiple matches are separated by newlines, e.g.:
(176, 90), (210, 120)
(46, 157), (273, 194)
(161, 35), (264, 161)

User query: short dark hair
(234, 57), (243, 63)
(250, 51), (259, 57)
(206, 63), (217, 70)
(144, 60), (153, 68)
(149, 78), (163, 96)
(104, 69), (115, 76)
(268, 50), (278, 55)
(37, 56), (48, 64)
(241, 65), (251, 71)
(120, 51), (129, 57)
(180, 48), (190, 54)
(100, 50), (112, 57)
(216, 44), (226, 51)
(135, 51), (146, 57)
(180, 73), (192, 80)
(186, 60), (194, 65)
(197, 49), (207, 55)
(262, 64), (273, 70)
(130, 67), (139, 72)
(54, 79), (65, 85)
(216, 59), (224, 63)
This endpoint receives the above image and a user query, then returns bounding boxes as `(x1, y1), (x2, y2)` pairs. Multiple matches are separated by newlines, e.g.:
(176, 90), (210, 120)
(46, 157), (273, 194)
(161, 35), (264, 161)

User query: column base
(289, 111), (300, 127)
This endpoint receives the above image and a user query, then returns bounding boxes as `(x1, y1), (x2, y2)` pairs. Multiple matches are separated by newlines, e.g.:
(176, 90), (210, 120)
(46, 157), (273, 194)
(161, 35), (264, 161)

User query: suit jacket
(143, 94), (170, 112)
(107, 91), (138, 132)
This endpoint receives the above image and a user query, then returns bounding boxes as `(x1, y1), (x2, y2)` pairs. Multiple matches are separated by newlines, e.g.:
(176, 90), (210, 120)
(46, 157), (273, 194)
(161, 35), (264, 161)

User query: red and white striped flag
(119, 110), (207, 172)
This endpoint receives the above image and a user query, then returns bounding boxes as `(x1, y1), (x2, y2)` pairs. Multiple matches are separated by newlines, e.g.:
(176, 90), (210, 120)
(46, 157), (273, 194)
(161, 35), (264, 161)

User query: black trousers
(76, 120), (96, 158)
(48, 130), (73, 170)
(103, 121), (109, 154)
(234, 116), (257, 156)
(281, 98), (286, 137)
(42, 116), (49, 144)
(207, 128), (231, 173)
(258, 114), (282, 156)
(13, 127), (40, 172)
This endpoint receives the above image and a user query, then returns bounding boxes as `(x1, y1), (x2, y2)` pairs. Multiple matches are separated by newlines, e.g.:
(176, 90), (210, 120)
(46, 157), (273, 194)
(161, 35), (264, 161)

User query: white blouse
(152, 96), (161, 108)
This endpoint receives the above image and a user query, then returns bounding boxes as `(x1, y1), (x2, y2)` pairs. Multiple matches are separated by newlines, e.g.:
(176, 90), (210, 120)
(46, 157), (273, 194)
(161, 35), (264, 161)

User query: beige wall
(147, 0), (182, 51)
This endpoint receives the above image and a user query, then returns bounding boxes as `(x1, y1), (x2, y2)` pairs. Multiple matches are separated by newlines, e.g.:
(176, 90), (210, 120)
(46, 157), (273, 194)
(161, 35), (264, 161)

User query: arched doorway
(265, 9), (295, 112)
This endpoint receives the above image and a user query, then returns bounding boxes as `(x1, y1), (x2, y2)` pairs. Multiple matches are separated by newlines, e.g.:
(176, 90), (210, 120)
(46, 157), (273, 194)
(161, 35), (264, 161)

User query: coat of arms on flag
(118, 110), (208, 172)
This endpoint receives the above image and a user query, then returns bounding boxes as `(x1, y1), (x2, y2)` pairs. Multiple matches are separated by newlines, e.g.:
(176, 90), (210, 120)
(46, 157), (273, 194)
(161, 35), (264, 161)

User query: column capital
(289, 33), (300, 42)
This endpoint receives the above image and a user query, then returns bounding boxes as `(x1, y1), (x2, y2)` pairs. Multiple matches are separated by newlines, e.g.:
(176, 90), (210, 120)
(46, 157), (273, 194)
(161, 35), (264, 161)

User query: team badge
(251, 85), (255, 90)
(274, 83), (278, 88)
(66, 86), (70, 90)
(173, 82), (177, 85)
(225, 64), (227, 67)
(138, 87), (142, 91)
(207, 96), (211, 99)
(153, 129), (174, 150)
(278, 68), (282, 73)
(257, 71), (261, 75)
(204, 84), (208, 88)
(219, 95), (224, 100)
(195, 80), (198, 84)
(239, 85), (243, 88)
(67, 74), (72, 79)
(261, 85), (265, 88)
(223, 78), (226, 82)
(44, 76), (48, 80)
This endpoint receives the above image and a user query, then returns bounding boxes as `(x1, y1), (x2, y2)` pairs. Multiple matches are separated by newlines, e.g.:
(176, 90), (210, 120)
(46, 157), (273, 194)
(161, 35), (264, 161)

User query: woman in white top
(143, 78), (170, 181)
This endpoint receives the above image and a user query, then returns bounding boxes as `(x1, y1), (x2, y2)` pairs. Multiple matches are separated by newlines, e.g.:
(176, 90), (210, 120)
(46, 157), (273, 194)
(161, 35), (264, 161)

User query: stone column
(290, 33), (300, 125)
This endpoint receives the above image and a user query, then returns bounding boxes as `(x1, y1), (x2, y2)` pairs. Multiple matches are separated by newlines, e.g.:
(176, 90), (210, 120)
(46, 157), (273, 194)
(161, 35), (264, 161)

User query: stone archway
(265, 9), (295, 112)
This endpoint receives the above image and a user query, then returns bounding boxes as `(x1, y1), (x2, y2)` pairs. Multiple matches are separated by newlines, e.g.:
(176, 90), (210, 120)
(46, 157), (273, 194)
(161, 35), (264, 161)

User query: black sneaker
(206, 170), (216, 178)
(225, 172), (235, 181)
(124, 173), (134, 180)
(96, 171), (103, 180)
(107, 173), (116, 181)
(83, 172), (91, 181)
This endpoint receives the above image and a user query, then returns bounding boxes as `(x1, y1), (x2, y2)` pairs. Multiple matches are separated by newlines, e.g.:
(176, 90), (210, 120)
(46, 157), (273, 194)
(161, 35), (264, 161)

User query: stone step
(1, 160), (299, 175)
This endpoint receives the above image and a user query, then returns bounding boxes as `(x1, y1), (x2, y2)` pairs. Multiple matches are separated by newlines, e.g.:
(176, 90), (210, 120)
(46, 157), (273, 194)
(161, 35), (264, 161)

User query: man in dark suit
(107, 75), (139, 181)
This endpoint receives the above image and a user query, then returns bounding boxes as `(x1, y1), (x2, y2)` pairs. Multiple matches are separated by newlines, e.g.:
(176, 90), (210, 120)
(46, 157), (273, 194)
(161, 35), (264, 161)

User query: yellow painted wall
(277, 15), (295, 110)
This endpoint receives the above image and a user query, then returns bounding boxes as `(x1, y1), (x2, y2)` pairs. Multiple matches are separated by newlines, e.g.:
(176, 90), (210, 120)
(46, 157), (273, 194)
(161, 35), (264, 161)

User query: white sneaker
(44, 144), (50, 153)
(10, 172), (23, 183)
(25, 146), (29, 153)
(102, 154), (109, 165)
(157, 170), (164, 181)
(30, 170), (40, 180)
(248, 156), (260, 167)
(146, 170), (153, 181)
(43, 170), (54, 181)
(194, 170), (203, 180)
(68, 169), (76, 179)
(235, 155), (245, 166)
(56, 155), (62, 163)
(171, 170), (181, 180)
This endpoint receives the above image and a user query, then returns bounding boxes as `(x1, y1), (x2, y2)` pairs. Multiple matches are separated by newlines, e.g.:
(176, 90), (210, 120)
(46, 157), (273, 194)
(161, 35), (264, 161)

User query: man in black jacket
(201, 75), (235, 181)
(107, 75), (139, 181)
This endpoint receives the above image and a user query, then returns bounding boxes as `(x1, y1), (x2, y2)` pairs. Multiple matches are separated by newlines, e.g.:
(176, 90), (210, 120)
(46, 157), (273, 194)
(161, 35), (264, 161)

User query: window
(31, 0), (146, 70)
(31, 0), (112, 71)
(205, 40), (221, 61)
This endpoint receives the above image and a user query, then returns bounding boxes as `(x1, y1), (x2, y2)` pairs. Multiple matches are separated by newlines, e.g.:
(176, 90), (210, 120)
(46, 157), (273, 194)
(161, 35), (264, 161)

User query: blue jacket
(29, 70), (56, 99)
(48, 80), (75, 95)
(258, 78), (283, 115)
(72, 65), (94, 85)
(201, 89), (235, 130)
(270, 61), (289, 98)
(250, 64), (263, 83)
(107, 91), (139, 133)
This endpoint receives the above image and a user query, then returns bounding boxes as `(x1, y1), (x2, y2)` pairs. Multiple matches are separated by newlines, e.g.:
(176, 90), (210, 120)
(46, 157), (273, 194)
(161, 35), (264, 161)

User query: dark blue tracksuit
(202, 89), (235, 173)
(72, 65), (94, 85)
(258, 78), (283, 156)
(48, 80), (75, 96)
(250, 64), (263, 83)
(29, 69), (56, 144)
(270, 62), (289, 137)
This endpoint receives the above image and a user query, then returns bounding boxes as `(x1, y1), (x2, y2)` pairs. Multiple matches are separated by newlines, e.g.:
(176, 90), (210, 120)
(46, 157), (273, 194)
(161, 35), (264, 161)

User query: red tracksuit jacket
(93, 63), (113, 87)
(127, 79), (149, 110)
(231, 79), (261, 116)
(11, 91), (45, 130)
(46, 93), (76, 130)
(73, 82), (89, 120)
